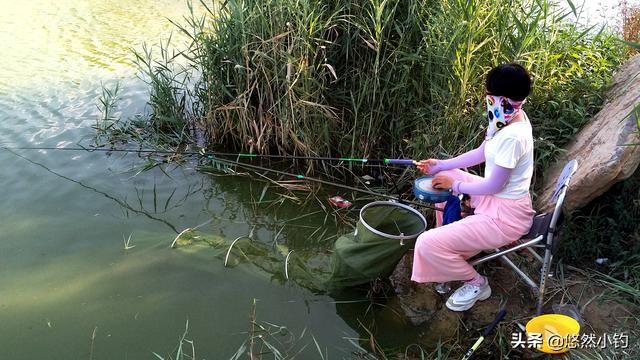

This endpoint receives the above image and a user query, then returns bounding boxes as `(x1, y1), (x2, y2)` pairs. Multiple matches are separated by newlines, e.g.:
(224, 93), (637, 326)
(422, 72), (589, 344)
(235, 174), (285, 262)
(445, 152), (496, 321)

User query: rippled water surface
(0, 1), (386, 358)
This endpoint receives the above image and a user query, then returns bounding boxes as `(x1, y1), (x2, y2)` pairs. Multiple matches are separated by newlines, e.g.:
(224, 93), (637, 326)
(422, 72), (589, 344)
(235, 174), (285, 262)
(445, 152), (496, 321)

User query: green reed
(132, 0), (625, 186)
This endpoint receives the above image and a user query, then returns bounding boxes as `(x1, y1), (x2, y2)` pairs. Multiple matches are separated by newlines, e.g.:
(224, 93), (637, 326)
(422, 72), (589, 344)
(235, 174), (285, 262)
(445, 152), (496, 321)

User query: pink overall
(411, 169), (535, 283)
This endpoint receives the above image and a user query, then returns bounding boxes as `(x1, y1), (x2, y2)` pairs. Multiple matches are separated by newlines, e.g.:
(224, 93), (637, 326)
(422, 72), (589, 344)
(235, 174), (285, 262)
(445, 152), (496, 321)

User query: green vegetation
(560, 169), (640, 305)
(128, 0), (625, 187)
(109, 0), (640, 358)
(561, 172), (640, 264)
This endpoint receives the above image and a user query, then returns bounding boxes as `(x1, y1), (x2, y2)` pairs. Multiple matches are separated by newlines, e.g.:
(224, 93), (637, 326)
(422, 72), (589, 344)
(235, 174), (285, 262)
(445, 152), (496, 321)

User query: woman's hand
(432, 174), (454, 190)
(416, 159), (439, 174)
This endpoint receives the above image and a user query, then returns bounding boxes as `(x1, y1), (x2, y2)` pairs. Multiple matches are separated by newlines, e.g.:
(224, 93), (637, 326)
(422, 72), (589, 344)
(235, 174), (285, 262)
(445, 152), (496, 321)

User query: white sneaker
(445, 278), (491, 311)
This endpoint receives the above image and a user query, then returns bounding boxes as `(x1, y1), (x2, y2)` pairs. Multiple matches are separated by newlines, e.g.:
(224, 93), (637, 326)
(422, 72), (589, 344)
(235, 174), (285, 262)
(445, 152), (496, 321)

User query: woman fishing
(411, 63), (536, 311)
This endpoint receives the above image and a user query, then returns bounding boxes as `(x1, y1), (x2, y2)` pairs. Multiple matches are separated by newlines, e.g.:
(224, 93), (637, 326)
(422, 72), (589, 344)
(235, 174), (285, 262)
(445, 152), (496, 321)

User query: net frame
(358, 201), (427, 240)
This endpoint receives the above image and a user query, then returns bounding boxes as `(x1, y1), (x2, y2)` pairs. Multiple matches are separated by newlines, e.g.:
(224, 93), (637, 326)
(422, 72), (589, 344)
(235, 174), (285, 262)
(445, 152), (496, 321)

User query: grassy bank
(129, 0), (625, 186)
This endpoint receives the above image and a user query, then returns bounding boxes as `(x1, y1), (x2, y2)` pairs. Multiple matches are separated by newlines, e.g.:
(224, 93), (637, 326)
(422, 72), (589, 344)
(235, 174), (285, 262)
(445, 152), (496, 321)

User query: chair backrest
(547, 160), (578, 243)
(551, 160), (579, 204)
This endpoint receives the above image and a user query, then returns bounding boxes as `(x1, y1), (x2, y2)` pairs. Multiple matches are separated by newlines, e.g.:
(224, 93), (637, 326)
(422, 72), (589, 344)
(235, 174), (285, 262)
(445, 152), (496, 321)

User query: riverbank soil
(379, 253), (640, 358)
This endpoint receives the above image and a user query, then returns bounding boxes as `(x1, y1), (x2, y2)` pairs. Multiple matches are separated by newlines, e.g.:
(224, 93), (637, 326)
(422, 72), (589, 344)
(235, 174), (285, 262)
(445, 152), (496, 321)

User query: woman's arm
(452, 165), (512, 195)
(423, 141), (486, 174)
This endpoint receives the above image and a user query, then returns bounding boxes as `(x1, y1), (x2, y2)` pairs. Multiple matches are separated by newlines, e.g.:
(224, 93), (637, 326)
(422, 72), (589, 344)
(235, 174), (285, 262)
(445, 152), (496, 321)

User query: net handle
(358, 201), (427, 241)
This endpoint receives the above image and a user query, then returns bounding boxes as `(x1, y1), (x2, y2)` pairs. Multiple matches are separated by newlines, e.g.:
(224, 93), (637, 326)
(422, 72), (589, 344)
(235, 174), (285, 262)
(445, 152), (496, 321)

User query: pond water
(0, 1), (417, 358)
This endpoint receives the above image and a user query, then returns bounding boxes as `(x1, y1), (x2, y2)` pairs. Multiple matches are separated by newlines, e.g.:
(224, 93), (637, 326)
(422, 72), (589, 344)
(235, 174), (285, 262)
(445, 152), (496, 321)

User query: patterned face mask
(485, 95), (524, 139)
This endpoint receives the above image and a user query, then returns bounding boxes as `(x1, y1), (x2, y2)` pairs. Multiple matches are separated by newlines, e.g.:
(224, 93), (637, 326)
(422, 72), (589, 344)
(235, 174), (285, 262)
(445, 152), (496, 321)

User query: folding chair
(468, 160), (578, 315)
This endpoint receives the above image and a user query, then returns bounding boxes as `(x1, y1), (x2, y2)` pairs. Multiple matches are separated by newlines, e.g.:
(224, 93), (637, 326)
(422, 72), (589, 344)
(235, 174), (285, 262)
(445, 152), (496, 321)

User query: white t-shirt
(483, 113), (534, 199)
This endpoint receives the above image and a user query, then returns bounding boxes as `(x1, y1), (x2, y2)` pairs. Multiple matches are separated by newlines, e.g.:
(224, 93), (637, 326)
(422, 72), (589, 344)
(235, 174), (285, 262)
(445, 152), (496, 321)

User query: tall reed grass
(132, 0), (625, 184)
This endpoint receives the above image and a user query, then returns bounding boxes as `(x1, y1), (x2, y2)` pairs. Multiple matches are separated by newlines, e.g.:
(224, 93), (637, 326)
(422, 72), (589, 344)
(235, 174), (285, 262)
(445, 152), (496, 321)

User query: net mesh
(173, 202), (427, 291)
(325, 203), (426, 289)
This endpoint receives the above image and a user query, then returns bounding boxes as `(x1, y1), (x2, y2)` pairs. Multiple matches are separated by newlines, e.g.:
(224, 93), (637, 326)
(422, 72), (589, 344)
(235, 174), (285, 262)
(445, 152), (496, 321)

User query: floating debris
(275, 179), (312, 192)
(328, 196), (352, 208)
(361, 174), (374, 185)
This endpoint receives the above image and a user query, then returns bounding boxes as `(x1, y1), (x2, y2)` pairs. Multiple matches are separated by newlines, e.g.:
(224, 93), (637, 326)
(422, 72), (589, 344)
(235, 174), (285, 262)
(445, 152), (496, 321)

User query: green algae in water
(173, 201), (425, 293)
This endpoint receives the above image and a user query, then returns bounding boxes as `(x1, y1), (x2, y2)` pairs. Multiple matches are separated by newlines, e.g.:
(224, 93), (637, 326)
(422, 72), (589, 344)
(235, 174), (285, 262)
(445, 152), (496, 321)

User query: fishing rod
(1, 145), (438, 210)
(198, 154), (439, 211)
(461, 309), (507, 360)
(1, 145), (418, 165)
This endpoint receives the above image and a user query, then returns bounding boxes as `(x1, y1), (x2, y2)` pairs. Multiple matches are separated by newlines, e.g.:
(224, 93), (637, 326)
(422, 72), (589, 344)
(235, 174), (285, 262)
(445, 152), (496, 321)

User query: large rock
(389, 254), (442, 325)
(537, 55), (640, 212)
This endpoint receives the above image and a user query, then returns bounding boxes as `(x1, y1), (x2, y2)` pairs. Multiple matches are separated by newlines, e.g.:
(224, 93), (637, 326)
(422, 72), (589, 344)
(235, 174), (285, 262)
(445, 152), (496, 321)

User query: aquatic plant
(134, 40), (192, 142)
(153, 320), (195, 360)
(94, 82), (123, 144)
(122, 232), (136, 250)
(227, 299), (344, 359)
(94, 81), (152, 146)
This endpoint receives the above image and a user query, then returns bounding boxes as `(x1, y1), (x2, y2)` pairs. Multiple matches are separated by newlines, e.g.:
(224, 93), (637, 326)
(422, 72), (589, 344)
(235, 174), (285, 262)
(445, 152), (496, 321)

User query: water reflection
(6, 148), (182, 232)
(1, 147), (369, 357)
(0, 0), (395, 357)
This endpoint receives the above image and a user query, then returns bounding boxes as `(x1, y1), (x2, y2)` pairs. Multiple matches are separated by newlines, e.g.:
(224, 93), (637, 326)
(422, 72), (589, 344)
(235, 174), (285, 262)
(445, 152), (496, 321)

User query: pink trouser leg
(411, 213), (512, 283)
(412, 169), (512, 283)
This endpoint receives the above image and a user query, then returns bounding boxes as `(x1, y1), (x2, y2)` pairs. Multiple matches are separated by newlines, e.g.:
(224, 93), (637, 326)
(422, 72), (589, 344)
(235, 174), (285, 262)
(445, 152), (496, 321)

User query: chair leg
(526, 246), (544, 263)
(499, 254), (539, 290)
(537, 249), (553, 315)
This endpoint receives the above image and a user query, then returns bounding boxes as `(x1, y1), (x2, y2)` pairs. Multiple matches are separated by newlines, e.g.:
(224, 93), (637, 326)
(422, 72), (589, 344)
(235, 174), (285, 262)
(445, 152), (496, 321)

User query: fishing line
(1, 145), (439, 211)
(1, 145), (417, 165)
(4, 147), (181, 233)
